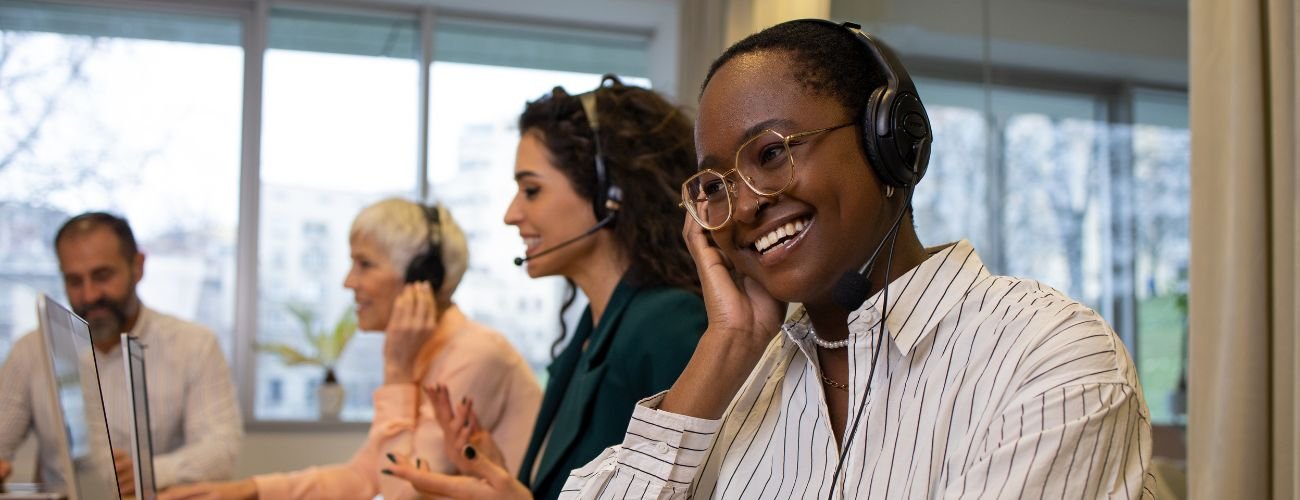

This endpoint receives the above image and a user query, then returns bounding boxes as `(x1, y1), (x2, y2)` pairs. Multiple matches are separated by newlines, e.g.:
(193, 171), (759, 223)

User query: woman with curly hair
(388, 76), (706, 500)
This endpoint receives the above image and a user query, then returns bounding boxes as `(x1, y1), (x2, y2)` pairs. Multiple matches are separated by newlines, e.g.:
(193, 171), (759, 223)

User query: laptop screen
(38, 294), (121, 500)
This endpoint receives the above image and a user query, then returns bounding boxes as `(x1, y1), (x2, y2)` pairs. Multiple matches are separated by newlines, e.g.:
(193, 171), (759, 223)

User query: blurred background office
(1, 0), (1288, 498)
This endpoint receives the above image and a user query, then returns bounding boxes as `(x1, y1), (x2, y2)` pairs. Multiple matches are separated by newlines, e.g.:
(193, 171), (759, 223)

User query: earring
(885, 185), (895, 198)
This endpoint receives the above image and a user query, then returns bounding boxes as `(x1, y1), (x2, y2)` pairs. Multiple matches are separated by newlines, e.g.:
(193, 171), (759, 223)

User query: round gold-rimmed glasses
(681, 122), (854, 230)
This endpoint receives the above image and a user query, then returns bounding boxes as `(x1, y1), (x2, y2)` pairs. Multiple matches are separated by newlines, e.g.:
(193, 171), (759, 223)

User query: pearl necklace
(782, 321), (850, 350)
(810, 325), (849, 350)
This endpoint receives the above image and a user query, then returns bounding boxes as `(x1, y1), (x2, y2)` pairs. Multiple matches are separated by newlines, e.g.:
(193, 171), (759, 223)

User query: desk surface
(0, 483), (66, 500)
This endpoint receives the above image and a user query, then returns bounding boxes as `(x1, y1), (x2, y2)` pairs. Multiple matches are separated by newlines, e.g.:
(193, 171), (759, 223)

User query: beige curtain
(675, 0), (830, 106)
(1188, 0), (1299, 498)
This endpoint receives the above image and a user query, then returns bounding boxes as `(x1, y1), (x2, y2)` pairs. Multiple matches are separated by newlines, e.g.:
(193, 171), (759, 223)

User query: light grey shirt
(0, 305), (242, 488)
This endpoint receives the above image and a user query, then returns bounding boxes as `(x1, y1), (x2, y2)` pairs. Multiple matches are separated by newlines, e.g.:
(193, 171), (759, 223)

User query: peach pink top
(252, 305), (542, 499)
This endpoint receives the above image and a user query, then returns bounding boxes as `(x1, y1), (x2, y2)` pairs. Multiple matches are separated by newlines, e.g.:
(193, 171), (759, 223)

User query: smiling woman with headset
(388, 19), (1153, 500)
(506, 77), (706, 500)
(160, 198), (542, 500)
(386, 77), (707, 500)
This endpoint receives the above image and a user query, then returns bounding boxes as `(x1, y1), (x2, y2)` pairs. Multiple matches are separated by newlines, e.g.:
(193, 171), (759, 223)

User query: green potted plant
(258, 304), (357, 420)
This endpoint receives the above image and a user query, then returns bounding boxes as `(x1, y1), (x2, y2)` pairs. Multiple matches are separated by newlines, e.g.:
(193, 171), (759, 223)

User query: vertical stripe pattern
(559, 240), (1154, 499)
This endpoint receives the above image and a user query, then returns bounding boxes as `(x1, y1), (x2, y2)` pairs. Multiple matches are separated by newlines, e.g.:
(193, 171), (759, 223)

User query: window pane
(912, 78), (990, 253)
(1133, 89), (1189, 425)
(1000, 88), (1109, 309)
(255, 9), (418, 422)
(427, 61), (649, 376)
(0, 9), (242, 363)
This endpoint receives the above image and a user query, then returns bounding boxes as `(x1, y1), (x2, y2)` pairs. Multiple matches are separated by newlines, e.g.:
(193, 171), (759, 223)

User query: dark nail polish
(381, 468), (393, 475)
(386, 453), (396, 464)
(461, 396), (467, 405)
(463, 445), (477, 460)
(416, 458), (422, 468)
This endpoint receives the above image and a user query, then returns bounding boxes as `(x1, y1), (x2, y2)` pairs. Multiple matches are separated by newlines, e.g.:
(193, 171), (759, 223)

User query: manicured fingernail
(381, 468), (393, 475)
(461, 396), (467, 405)
(416, 458), (421, 468)
(386, 453), (396, 464)
(463, 445), (477, 460)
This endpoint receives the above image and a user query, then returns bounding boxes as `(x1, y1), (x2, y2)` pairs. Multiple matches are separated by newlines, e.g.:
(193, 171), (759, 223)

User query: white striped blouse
(559, 240), (1155, 499)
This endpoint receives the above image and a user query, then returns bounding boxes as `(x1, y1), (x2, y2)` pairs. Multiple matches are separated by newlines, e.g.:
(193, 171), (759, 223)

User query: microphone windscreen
(832, 271), (871, 311)
(513, 256), (525, 266)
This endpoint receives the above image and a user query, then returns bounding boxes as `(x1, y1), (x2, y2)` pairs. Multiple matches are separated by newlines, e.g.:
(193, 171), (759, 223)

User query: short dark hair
(702, 19), (887, 121)
(54, 212), (138, 260)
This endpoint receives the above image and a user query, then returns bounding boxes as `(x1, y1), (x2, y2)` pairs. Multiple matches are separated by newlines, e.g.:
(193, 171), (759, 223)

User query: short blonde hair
(349, 197), (469, 299)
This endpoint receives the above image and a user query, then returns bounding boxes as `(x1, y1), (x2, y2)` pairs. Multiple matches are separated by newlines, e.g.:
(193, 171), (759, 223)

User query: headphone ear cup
(860, 86), (897, 189)
(404, 251), (446, 290)
(404, 204), (446, 289)
(884, 92), (930, 187)
(892, 92), (931, 186)
(862, 88), (932, 189)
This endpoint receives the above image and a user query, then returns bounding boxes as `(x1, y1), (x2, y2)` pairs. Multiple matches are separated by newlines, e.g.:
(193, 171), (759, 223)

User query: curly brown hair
(519, 78), (700, 356)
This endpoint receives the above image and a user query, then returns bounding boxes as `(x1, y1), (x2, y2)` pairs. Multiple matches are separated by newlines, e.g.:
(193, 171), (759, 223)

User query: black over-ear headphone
(805, 20), (933, 188)
(576, 74), (625, 223)
(404, 204), (446, 289)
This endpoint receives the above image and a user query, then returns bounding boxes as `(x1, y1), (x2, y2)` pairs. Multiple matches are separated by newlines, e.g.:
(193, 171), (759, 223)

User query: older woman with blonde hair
(161, 198), (542, 500)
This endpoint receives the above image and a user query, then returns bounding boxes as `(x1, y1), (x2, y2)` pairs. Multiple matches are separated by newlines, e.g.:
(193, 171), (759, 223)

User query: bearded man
(0, 212), (241, 495)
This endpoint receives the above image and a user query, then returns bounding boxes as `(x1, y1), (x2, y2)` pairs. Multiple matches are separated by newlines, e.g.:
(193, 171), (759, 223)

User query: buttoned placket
(832, 305), (892, 500)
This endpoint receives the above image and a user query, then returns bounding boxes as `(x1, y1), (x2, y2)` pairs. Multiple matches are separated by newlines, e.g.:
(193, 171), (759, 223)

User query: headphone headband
(573, 74), (624, 221)
(403, 203), (446, 288)
(798, 19), (932, 188)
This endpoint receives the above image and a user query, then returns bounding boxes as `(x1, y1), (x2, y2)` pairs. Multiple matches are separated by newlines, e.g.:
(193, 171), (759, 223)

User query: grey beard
(87, 316), (124, 344)
(76, 295), (133, 345)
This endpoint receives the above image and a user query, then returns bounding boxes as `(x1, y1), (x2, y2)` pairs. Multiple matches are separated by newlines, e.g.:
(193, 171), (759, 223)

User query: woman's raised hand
(680, 214), (785, 351)
(426, 384), (506, 474)
(384, 281), (439, 384)
(660, 214), (785, 419)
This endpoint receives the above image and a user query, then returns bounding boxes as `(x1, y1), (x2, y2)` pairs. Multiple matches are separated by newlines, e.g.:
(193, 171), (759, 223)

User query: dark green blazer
(518, 278), (706, 500)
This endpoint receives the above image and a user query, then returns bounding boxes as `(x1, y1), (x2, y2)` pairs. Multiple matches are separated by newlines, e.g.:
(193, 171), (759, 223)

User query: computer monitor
(120, 335), (154, 500)
(35, 294), (120, 500)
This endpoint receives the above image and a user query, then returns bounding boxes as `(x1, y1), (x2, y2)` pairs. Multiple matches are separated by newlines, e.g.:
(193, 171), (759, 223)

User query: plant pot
(318, 369), (344, 421)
